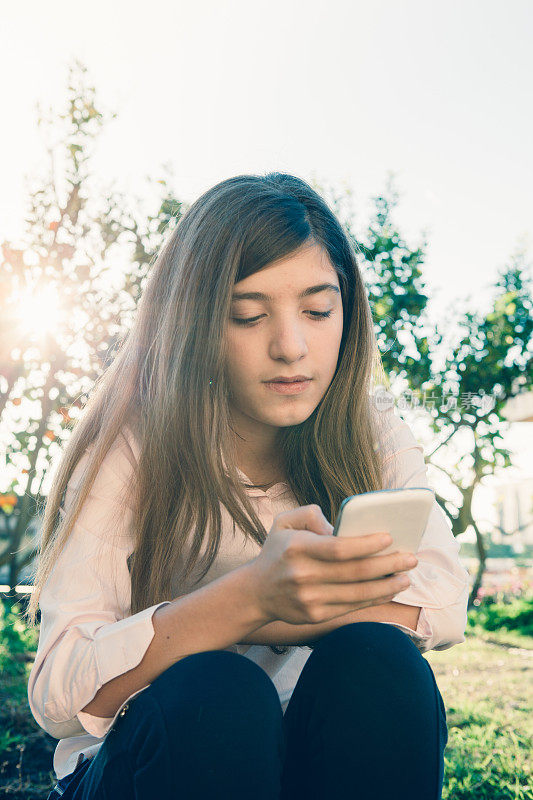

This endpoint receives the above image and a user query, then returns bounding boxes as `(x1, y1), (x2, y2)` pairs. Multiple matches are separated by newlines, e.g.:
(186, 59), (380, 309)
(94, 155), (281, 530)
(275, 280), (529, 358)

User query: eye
(231, 310), (333, 326)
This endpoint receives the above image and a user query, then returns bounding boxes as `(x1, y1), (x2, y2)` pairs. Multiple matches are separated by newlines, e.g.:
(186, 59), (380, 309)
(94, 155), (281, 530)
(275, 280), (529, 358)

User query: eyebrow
(231, 282), (341, 302)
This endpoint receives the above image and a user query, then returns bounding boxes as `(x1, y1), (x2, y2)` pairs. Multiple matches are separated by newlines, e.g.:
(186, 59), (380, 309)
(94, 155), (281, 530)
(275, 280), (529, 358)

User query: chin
(265, 407), (315, 426)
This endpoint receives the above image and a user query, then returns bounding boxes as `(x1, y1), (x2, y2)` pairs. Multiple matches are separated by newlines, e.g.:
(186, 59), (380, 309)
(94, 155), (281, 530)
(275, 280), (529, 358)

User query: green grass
(0, 598), (532, 798)
(427, 624), (532, 799)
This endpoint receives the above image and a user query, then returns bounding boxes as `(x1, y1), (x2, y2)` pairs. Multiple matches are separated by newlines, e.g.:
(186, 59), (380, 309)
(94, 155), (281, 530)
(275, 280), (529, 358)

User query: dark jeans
(46, 621), (449, 799)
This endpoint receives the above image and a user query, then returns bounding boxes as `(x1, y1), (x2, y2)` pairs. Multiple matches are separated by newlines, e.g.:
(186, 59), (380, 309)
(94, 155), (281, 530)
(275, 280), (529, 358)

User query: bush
(467, 592), (533, 637)
(0, 596), (39, 677)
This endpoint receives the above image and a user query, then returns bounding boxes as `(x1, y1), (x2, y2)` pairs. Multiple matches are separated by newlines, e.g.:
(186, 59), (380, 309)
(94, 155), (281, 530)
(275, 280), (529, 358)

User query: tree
(317, 176), (533, 609)
(0, 59), (185, 592)
(424, 255), (532, 607)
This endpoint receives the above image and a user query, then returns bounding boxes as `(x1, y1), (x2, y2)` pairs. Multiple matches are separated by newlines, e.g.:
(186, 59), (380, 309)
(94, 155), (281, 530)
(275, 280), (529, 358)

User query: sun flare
(15, 284), (63, 339)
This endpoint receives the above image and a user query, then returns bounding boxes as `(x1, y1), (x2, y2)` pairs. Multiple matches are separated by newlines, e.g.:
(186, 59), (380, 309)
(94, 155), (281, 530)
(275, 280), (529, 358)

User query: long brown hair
(25, 172), (394, 657)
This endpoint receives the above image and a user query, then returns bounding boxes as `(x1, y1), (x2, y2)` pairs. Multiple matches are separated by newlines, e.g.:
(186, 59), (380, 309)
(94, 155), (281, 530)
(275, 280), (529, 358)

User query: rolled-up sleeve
(27, 434), (171, 740)
(373, 403), (470, 653)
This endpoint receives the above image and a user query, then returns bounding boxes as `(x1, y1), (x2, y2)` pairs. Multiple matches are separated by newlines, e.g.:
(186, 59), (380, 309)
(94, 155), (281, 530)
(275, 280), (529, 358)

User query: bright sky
(1, 0), (532, 508)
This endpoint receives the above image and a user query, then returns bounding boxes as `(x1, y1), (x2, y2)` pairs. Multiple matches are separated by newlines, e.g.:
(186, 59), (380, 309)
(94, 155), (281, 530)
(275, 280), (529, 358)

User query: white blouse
(27, 403), (470, 780)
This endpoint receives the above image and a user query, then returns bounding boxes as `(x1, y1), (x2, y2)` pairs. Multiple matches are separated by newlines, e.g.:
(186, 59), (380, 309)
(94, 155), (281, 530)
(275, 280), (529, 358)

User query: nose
(268, 319), (309, 362)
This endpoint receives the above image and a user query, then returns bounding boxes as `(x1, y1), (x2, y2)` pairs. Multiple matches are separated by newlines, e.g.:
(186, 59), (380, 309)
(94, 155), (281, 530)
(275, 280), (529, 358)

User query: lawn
(429, 624), (532, 799)
(0, 608), (531, 799)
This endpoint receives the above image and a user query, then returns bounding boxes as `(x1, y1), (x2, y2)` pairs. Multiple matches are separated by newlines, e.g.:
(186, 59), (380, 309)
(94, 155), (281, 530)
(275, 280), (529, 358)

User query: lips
(265, 378), (311, 394)
(265, 376), (311, 383)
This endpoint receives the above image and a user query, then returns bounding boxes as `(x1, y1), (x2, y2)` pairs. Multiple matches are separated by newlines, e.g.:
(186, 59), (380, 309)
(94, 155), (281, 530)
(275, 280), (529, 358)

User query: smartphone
(332, 487), (434, 574)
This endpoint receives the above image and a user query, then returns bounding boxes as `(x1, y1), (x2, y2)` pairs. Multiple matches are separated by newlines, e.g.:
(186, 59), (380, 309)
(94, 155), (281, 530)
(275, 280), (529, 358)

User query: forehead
(232, 244), (340, 302)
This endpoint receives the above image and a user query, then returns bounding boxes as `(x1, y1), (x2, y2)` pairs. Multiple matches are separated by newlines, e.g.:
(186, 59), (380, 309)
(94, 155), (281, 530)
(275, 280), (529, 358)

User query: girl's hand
(247, 504), (417, 625)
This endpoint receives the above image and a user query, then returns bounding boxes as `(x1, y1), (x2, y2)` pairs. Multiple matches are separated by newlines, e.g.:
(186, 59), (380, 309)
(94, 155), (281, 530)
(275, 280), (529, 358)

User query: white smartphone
(332, 487), (434, 573)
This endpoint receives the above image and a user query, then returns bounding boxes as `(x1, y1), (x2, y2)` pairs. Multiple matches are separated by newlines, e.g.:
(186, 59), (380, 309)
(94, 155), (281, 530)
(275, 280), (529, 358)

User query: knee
(109, 652), (284, 771)
(309, 620), (425, 677)
(147, 650), (281, 715)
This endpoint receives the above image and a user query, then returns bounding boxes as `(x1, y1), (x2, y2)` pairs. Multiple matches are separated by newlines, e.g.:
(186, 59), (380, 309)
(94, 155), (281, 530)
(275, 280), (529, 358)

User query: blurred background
(0, 1), (532, 797)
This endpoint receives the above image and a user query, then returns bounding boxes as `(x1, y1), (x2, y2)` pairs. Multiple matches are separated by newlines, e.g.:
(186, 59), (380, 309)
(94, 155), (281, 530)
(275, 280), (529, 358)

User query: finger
(318, 550), (417, 584)
(276, 504), (334, 536)
(294, 529), (393, 561)
(322, 573), (411, 607)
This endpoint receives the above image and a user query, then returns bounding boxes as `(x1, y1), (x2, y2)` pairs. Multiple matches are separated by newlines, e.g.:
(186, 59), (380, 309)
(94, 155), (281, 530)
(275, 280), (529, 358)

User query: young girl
(26, 172), (469, 799)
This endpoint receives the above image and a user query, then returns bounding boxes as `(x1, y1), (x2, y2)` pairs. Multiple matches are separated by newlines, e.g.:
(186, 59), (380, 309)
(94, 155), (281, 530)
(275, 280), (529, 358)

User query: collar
(235, 466), (291, 499)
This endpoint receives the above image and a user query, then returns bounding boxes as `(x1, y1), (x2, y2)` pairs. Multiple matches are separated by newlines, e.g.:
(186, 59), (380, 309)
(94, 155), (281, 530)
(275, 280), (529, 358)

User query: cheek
(225, 338), (254, 382)
(331, 316), (344, 351)
(318, 320), (343, 375)
(316, 318), (343, 351)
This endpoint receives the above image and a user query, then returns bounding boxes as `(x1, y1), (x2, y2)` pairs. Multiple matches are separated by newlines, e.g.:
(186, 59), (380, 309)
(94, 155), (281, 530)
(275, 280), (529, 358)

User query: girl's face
(225, 243), (344, 438)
